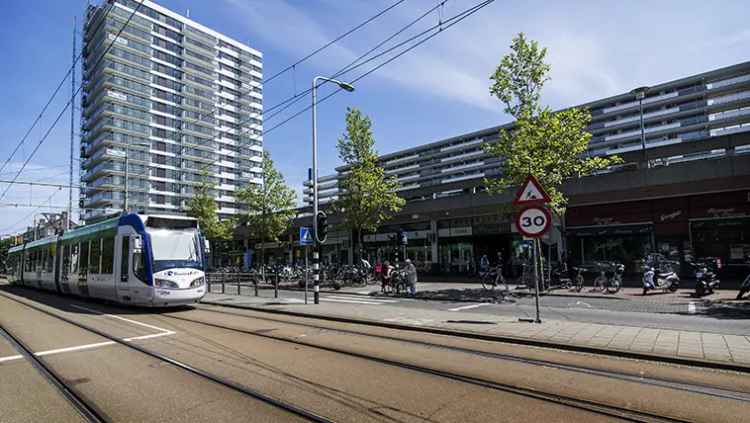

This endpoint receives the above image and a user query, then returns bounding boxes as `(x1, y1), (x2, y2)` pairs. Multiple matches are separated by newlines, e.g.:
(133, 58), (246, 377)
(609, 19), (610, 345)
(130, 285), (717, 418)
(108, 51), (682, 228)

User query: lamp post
(311, 76), (355, 304)
(630, 86), (649, 168)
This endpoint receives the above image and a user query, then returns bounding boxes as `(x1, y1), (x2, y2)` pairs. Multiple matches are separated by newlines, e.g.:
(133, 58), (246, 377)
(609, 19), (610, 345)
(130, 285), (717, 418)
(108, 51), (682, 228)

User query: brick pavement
(202, 292), (750, 369)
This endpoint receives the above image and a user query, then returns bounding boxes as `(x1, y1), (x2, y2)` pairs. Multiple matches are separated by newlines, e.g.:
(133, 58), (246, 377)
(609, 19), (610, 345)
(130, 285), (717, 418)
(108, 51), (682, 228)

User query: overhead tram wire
(136, 0), (411, 143)
(0, 0), (145, 203)
(0, 1), (117, 175)
(181, 1), (448, 178)
(186, 0), (490, 180)
(262, 0), (407, 84)
(263, 1), (447, 122)
(262, 0), (495, 136)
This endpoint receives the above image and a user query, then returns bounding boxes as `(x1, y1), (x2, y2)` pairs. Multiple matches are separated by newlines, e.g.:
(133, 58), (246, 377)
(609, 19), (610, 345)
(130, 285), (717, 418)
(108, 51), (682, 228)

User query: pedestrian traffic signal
(398, 229), (408, 246)
(315, 211), (328, 243)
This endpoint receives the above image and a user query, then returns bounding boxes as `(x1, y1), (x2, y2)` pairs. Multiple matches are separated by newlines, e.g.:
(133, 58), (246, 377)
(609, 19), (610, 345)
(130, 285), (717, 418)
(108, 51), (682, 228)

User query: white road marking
(357, 291), (373, 294)
(70, 304), (173, 334)
(448, 303), (491, 312)
(688, 302), (697, 314)
(0, 354), (23, 363)
(319, 298), (384, 305)
(0, 304), (177, 363)
(327, 295), (399, 303)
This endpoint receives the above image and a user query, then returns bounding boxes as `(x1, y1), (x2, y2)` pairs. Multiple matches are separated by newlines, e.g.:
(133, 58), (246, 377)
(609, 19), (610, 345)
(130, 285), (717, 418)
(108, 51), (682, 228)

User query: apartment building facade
(297, 61), (750, 276)
(80, 0), (263, 222)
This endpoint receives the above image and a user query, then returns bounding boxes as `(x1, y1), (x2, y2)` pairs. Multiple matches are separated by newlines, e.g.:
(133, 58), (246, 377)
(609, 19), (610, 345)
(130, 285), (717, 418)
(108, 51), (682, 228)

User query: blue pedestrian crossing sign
(299, 227), (314, 246)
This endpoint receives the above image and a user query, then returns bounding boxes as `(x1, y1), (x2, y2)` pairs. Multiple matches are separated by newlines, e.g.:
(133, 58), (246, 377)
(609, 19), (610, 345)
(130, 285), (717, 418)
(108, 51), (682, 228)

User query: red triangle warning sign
(513, 175), (551, 205)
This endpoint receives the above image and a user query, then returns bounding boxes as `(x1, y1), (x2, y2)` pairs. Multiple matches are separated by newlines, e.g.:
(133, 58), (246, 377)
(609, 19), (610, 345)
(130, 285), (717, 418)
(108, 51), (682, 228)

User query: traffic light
(315, 211), (328, 243)
(398, 229), (408, 246)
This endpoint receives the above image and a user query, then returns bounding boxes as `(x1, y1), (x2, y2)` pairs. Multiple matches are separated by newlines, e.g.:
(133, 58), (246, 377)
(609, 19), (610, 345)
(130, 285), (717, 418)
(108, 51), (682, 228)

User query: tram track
(155, 310), (695, 423)
(188, 305), (750, 403)
(0, 324), (108, 423)
(0, 291), (334, 423)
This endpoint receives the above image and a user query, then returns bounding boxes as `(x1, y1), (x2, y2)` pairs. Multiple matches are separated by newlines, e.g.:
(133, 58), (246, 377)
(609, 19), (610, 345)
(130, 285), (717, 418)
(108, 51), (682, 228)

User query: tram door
(115, 235), (131, 301)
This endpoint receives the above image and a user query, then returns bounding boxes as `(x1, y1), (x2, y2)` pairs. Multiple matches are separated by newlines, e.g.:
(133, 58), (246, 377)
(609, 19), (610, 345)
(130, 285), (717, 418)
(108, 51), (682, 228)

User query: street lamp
(111, 141), (150, 213)
(630, 86), (649, 168)
(311, 76), (355, 304)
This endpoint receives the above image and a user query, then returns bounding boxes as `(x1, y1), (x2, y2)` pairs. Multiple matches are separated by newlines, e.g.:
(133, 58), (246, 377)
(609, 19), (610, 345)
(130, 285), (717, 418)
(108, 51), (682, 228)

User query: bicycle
(592, 262), (623, 294)
(480, 264), (509, 292)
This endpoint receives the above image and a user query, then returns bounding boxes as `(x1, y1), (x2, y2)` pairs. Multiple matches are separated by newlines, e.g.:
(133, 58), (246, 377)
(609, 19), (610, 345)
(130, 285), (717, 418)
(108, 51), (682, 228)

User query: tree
(185, 169), (233, 243)
(236, 151), (297, 277)
(485, 33), (622, 215)
(332, 108), (405, 258)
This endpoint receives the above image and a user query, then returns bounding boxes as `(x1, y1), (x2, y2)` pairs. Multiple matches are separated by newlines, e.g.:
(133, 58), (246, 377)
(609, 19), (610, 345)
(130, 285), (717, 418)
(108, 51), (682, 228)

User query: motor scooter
(737, 272), (750, 300)
(692, 262), (720, 297)
(643, 263), (680, 295)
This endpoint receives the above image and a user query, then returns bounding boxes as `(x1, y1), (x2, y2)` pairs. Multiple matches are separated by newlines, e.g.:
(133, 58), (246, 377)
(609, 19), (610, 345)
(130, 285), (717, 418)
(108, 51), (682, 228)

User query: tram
(6, 213), (208, 307)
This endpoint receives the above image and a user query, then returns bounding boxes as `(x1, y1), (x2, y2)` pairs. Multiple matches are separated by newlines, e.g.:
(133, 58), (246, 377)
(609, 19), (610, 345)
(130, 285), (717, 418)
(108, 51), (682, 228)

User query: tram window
(80, 241), (90, 273)
(90, 238), (101, 274)
(46, 245), (55, 272)
(40, 249), (46, 272)
(62, 244), (70, 277)
(101, 237), (114, 274)
(120, 236), (130, 282)
(133, 237), (147, 282)
(71, 243), (80, 273)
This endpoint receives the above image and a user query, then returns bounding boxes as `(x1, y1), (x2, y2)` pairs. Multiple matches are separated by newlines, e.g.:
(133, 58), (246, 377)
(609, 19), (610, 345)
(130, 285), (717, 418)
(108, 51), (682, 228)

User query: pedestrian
(405, 258), (418, 296)
(480, 254), (490, 274)
(381, 261), (394, 294)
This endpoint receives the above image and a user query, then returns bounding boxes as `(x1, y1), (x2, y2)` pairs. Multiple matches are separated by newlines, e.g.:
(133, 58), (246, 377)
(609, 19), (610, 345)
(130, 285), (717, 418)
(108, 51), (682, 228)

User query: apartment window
(152, 62), (183, 80)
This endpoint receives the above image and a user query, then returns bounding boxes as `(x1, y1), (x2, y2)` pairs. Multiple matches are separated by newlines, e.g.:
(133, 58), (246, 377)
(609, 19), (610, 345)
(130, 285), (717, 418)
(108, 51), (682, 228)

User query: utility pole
(68, 17), (76, 230)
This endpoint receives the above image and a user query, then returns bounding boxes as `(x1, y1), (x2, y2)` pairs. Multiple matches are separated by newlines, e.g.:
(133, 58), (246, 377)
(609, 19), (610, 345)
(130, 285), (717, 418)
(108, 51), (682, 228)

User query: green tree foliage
(185, 169), (233, 241)
(485, 33), (622, 214)
(237, 152), (297, 269)
(333, 108), (405, 249)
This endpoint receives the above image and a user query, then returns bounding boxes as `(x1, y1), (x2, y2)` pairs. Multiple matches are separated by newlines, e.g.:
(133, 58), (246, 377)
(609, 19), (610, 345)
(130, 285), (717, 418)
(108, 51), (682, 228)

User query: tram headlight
(190, 276), (205, 288)
(154, 278), (178, 289)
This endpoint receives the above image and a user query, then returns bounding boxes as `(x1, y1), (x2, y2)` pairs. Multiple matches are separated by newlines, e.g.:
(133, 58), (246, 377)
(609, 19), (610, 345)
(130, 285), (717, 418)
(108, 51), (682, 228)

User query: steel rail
(157, 311), (691, 423)
(0, 291), (335, 423)
(186, 306), (750, 403)
(0, 325), (109, 423)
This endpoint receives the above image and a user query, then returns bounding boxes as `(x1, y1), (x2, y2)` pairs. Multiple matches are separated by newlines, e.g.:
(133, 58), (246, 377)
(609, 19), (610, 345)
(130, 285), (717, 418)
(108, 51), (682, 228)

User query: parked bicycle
(592, 261), (624, 294)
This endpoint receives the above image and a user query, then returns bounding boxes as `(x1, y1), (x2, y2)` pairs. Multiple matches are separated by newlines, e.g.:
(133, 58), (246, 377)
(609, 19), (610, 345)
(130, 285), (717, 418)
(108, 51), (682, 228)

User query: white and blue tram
(6, 214), (208, 307)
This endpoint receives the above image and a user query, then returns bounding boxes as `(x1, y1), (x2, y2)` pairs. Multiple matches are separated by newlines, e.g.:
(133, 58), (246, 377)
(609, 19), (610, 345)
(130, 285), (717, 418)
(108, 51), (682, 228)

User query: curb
(273, 286), (629, 302)
(200, 300), (750, 374)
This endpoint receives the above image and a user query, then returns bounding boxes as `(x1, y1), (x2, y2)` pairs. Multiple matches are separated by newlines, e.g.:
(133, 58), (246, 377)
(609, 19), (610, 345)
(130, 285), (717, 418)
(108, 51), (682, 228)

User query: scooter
(737, 272), (750, 300)
(643, 264), (680, 295)
(692, 262), (720, 297)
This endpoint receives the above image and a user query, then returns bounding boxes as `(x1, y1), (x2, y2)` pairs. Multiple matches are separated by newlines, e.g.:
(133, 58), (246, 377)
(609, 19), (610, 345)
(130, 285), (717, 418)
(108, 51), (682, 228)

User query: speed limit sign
(516, 206), (551, 238)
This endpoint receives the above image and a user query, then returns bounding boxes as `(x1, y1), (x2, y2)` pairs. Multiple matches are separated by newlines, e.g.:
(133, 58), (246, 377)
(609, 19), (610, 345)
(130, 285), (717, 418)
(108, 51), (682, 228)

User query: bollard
(313, 249), (320, 304)
(237, 274), (241, 296)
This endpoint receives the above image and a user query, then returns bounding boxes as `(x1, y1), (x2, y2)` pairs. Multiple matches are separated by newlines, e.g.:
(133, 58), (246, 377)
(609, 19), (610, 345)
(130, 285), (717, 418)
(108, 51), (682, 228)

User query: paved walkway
(201, 291), (750, 369)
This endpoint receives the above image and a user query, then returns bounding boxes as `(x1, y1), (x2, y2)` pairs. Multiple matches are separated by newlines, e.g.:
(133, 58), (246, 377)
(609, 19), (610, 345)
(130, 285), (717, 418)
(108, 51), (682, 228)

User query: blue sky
(0, 0), (748, 235)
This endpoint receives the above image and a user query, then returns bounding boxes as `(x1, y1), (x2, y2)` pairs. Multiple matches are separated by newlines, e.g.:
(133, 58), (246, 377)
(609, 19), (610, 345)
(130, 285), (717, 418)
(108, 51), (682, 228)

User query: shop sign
(659, 210), (682, 222)
(706, 208), (746, 218)
(593, 217), (620, 225)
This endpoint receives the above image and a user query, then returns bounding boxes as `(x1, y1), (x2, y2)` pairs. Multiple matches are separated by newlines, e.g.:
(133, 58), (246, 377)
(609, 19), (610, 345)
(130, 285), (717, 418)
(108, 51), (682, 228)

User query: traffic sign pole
(513, 175), (551, 324)
(305, 246), (309, 304)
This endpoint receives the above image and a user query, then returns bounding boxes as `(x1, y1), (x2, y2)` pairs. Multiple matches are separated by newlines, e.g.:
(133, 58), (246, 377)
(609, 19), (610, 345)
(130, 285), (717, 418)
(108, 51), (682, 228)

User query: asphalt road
(240, 287), (750, 335)
(1, 285), (749, 422)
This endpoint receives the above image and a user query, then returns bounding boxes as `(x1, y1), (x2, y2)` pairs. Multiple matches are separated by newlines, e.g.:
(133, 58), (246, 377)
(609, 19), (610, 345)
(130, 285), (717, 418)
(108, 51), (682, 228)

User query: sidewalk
(201, 291), (750, 370)
(269, 281), (741, 305)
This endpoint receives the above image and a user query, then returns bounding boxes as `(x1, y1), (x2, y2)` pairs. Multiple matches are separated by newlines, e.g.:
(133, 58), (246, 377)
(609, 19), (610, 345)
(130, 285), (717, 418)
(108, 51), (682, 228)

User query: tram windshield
(148, 228), (203, 272)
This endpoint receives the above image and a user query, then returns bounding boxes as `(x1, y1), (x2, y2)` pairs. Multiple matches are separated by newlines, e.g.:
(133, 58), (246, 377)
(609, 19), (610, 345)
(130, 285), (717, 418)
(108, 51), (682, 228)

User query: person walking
(405, 258), (418, 296)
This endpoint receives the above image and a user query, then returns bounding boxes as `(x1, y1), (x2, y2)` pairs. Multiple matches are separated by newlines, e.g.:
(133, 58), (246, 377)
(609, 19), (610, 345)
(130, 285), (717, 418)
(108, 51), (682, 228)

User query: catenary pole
(68, 17), (76, 230)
